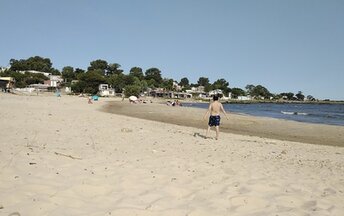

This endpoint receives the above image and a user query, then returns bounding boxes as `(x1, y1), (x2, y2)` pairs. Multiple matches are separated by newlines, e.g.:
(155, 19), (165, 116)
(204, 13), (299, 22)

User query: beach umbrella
(129, 96), (138, 101)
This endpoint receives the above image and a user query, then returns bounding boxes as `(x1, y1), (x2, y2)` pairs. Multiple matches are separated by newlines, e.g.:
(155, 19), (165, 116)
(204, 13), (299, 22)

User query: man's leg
(215, 126), (219, 140)
(206, 126), (211, 138)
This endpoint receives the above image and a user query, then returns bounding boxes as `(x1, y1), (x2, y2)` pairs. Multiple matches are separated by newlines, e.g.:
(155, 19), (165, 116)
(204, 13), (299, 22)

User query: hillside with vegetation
(1, 56), (316, 101)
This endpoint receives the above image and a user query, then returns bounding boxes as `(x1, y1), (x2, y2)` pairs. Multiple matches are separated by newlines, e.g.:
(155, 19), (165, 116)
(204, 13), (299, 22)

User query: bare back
(209, 101), (224, 116)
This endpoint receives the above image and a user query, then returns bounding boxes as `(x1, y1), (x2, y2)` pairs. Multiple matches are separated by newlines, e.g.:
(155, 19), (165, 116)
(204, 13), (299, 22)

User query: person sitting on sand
(203, 95), (228, 140)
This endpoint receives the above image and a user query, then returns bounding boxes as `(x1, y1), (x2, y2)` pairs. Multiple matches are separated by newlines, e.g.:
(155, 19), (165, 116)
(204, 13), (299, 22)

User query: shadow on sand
(193, 132), (210, 139)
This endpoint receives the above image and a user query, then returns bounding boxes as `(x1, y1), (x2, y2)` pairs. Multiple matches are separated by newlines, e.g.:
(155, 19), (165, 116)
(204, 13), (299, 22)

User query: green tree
(108, 73), (126, 93)
(296, 91), (305, 101)
(280, 92), (294, 100)
(140, 80), (148, 92)
(307, 95), (315, 101)
(189, 83), (198, 88)
(1, 70), (49, 88)
(129, 67), (144, 80)
(88, 59), (108, 75)
(231, 87), (246, 98)
(25, 72), (49, 85)
(212, 78), (230, 94)
(61, 66), (75, 83)
(26, 56), (53, 72)
(179, 77), (189, 87)
(71, 81), (86, 94)
(197, 77), (210, 87)
(245, 84), (255, 95)
(50, 68), (61, 75)
(272, 93), (282, 100)
(74, 68), (85, 76)
(145, 68), (162, 87)
(14, 73), (28, 88)
(250, 85), (271, 99)
(10, 56), (53, 72)
(146, 78), (157, 88)
(197, 77), (212, 92)
(9, 58), (27, 71)
(124, 74), (136, 86)
(73, 71), (105, 94)
(124, 85), (141, 97)
(107, 63), (123, 76)
(161, 78), (174, 91)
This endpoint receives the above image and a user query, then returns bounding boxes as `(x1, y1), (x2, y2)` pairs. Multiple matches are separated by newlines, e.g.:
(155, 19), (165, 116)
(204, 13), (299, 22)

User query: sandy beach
(104, 100), (344, 147)
(1, 93), (344, 216)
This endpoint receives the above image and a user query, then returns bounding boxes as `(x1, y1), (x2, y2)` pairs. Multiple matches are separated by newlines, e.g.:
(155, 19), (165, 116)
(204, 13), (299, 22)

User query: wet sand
(103, 101), (344, 147)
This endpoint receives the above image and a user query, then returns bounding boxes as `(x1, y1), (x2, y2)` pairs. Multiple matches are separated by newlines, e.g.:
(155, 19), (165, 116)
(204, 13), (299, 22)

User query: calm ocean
(182, 102), (344, 126)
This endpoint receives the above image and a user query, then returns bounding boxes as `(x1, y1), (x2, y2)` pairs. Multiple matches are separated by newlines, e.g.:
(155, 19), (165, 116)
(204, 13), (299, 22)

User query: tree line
(0, 56), (312, 100)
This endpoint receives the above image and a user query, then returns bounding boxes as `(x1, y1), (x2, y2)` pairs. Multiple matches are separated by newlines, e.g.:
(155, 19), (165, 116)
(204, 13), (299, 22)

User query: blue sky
(1, 0), (343, 100)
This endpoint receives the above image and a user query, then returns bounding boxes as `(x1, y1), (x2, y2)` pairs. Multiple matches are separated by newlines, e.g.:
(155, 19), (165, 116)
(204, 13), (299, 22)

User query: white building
(44, 75), (63, 87)
(19, 70), (63, 87)
(237, 95), (252, 101)
(208, 89), (224, 97)
(173, 81), (182, 91)
(184, 86), (206, 98)
(0, 77), (15, 91)
(19, 70), (52, 77)
(189, 86), (205, 93)
(98, 84), (115, 97)
(208, 89), (233, 100)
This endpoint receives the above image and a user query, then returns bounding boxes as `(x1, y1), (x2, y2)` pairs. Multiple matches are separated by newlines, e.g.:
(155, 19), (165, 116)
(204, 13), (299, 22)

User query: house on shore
(185, 86), (207, 98)
(18, 70), (63, 89)
(173, 81), (182, 91)
(12, 83), (50, 94)
(149, 88), (192, 98)
(208, 89), (233, 100)
(208, 89), (224, 98)
(98, 84), (115, 97)
(0, 77), (15, 92)
(237, 95), (252, 101)
(44, 75), (63, 87)
(18, 70), (52, 77)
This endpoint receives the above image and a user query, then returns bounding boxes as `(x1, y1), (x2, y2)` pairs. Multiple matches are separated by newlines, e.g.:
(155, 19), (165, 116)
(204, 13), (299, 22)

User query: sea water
(182, 102), (344, 126)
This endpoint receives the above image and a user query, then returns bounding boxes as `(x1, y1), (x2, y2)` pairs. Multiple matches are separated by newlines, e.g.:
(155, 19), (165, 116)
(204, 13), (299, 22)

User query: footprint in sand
(8, 212), (21, 216)
(321, 187), (336, 197)
(229, 196), (267, 212)
(121, 128), (133, 133)
(301, 200), (317, 210)
(274, 195), (305, 208)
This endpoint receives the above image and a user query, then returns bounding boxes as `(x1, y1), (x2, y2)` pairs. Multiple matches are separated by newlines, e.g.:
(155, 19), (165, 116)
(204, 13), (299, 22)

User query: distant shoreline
(151, 97), (344, 105)
(225, 100), (344, 104)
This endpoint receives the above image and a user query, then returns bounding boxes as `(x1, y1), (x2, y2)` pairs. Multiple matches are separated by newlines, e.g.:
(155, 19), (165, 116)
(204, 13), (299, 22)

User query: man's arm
(220, 104), (229, 119)
(203, 103), (212, 120)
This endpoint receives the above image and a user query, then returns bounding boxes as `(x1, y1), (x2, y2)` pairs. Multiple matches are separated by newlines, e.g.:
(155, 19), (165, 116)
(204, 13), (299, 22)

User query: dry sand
(1, 93), (344, 216)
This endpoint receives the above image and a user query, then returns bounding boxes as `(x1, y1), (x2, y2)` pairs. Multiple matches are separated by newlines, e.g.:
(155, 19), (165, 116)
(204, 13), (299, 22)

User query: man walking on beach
(203, 95), (228, 140)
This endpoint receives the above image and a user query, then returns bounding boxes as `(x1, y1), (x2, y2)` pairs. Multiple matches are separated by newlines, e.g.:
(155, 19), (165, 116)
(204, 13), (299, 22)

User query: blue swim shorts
(208, 115), (221, 127)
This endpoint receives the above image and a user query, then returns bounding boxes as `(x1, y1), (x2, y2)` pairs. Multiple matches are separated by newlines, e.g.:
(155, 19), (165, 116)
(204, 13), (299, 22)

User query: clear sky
(1, 0), (343, 100)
